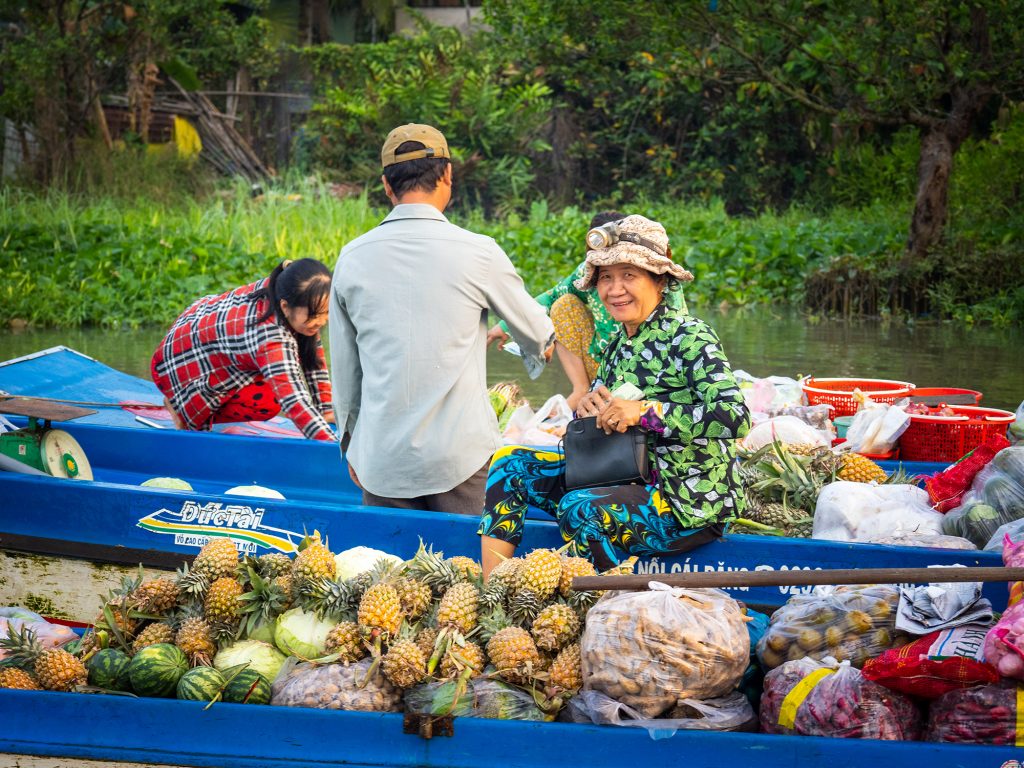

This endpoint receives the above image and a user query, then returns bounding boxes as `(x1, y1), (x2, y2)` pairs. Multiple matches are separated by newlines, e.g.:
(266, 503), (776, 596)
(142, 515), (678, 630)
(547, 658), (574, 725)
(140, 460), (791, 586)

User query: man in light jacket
(330, 123), (554, 515)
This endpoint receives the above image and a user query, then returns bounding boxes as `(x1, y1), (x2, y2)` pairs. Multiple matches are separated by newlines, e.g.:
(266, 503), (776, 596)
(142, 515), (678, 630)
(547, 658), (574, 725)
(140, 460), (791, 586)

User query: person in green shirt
(487, 211), (686, 410)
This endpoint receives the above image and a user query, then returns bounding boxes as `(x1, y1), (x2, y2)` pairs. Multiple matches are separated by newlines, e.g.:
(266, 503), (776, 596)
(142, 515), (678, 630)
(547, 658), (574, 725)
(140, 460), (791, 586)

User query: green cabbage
(213, 639), (286, 682)
(225, 485), (285, 499)
(141, 477), (194, 491)
(274, 608), (336, 659)
(334, 546), (401, 580)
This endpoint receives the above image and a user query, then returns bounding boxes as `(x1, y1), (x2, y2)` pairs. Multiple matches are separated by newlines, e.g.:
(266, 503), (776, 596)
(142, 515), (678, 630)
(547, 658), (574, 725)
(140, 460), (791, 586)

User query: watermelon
(87, 648), (132, 691)
(222, 668), (272, 704)
(177, 666), (227, 701)
(128, 643), (189, 697)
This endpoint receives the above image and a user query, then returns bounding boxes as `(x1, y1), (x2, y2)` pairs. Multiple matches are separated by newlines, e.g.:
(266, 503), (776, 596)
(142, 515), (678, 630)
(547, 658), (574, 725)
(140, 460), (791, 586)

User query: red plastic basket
(909, 387), (983, 405)
(801, 377), (915, 417)
(899, 405), (1015, 463)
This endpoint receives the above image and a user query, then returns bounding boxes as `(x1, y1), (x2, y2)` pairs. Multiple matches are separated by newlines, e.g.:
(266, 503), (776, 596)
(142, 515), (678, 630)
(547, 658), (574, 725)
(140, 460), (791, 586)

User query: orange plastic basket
(899, 405), (1015, 463)
(909, 387), (983, 405)
(801, 377), (915, 418)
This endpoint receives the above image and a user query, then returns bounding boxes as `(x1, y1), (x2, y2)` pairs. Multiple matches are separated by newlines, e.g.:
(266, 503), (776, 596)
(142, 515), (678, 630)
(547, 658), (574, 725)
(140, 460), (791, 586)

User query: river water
(1, 309), (1020, 411)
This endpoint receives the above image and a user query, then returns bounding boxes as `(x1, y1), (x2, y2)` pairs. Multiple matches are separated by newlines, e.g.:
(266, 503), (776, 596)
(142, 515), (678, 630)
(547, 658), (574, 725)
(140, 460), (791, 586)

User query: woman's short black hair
(255, 257), (331, 371)
(383, 141), (451, 197)
(589, 210), (627, 229)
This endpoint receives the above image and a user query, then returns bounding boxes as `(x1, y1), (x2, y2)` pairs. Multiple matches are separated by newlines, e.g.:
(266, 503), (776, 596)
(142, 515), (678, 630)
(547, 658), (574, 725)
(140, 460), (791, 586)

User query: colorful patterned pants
(550, 294), (599, 382)
(213, 378), (281, 423)
(477, 445), (721, 568)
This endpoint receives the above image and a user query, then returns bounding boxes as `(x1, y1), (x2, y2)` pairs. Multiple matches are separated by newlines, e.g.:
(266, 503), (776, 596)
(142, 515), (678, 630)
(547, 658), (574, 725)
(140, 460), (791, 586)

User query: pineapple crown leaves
(175, 561), (211, 602)
(237, 567), (290, 636)
(0, 622), (43, 669)
(298, 575), (361, 622)
(297, 528), (328, 554)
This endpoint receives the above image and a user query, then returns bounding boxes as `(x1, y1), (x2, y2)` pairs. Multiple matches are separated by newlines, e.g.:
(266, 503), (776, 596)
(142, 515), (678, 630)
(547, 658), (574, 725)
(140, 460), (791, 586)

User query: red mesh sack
(861, 624), (998, 699)
(760, 657), (922, 740)
(926, 433), (1011, 512)
(926, 683), (1020, 745)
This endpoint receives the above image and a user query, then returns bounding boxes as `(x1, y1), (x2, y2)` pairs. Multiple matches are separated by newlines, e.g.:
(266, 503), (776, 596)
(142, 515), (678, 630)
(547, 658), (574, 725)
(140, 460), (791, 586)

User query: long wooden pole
(572, 566), (1023, 592)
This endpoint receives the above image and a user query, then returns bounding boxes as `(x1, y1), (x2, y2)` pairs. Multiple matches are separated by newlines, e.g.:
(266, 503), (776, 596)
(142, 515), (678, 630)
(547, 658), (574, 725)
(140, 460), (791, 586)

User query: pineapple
(291, 534), (336, 597)
(175, 561), (210, 606)
(507, 589), (543, 626)
(299, 576), (360, 621)
(530, 603), (581, 651)
(0, 667), (41, 690)
(436, 582), (480, 635)
(131, 622), (175, 654)
(395, 578), (433, 621)
(175, 617), (217, 666)
(439, 640), (486, 678)
(838, 453), (888, 484)
(407, 541), (463, 595)
(133, 578), (180, 615)
(381, 625), (427, 689)
(558, 557), (597, 598)
(256, 552), (293, 578)
(446, 556), (482, 581)
(548, 642), (582, 691)
(204, 577), (244, 623)
(414, 626), (439, 659)
(486, 627), (541, 685)
(0, 625), (86, 692)
(324, 621), (366, 663)
(516, 549), (561, 601)
(357, 583), (402, 636)
(193, 538), (240, 582)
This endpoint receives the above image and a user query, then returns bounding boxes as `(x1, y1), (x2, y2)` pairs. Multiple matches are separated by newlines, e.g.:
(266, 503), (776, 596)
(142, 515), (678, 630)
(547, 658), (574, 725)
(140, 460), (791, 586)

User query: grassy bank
(0, 181), (1015, 329)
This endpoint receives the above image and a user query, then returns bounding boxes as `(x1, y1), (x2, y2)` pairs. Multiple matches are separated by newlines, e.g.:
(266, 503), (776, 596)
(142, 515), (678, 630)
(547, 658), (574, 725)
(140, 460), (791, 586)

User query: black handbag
(563, 416), (651, 491)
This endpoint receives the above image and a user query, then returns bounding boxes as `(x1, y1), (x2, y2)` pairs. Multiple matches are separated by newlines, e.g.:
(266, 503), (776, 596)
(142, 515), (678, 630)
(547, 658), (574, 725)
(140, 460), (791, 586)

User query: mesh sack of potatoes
(270, 658), (402, 712)
(580, 584), (749, 718)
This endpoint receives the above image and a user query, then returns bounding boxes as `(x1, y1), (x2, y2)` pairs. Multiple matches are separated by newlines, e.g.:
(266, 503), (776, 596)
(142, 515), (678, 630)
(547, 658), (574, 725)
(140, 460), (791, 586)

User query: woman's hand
(596, 398), (644, 434)
(323, 410), (336, 424)
(576, 386), (613, 417)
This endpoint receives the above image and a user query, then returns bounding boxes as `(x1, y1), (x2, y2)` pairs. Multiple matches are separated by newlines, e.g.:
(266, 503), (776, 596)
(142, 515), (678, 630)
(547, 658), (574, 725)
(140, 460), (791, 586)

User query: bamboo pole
(572, 566), (1024, 592)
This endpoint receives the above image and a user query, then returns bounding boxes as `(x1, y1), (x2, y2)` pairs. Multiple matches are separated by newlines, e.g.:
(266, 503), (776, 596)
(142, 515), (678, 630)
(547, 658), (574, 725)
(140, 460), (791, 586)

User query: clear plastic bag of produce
(760, 657), (922, 739)
(983, 601), (1024, 679)
(925, 434), (1011, 512)
(813, 482), (942, 543)
(842, 396), (910, 454)
(0, 608), (78, 659)
(868, 533), (977, 550)
(943, 455), (1024, 547)
(270, 657), (403, 712)
(581, 584), (749, 718)
(756, 585), (907, 670)
(926, 682), (1019, 745)
(1011, 400), (1024, 445)
(763, 404), (835, 436)
(742, 415), (829, 451)
(404, 677), (550, 721)
(566, 689), (755, 738)
(861, 624), (998, 698)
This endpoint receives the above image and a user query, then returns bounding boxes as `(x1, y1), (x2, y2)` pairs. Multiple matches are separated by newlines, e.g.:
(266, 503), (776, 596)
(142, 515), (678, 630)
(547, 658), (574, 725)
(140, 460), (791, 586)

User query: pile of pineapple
(736, 440), (904, 538)
(1, 534), (613, 717)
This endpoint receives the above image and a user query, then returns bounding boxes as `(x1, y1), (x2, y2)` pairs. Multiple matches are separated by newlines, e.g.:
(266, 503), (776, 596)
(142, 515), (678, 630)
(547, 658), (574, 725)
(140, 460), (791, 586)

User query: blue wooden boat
(0, 686), (1016, 768)
(0, 357), (1015, 767)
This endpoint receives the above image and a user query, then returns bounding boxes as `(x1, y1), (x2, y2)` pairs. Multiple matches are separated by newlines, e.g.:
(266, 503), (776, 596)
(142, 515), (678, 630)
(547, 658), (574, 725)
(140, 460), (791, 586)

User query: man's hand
(543, 340), (555, 362)
(486, 325), (510, 349)
(347, 463), (363, 490)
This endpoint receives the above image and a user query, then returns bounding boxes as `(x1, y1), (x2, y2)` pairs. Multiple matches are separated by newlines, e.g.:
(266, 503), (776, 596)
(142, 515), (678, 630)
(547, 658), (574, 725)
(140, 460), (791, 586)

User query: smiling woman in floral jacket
(479, 215), (749, 575)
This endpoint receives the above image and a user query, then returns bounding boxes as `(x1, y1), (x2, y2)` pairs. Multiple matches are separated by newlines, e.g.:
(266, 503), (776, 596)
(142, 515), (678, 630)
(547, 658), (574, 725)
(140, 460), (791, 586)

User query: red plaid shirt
(151, 279), (334, 440)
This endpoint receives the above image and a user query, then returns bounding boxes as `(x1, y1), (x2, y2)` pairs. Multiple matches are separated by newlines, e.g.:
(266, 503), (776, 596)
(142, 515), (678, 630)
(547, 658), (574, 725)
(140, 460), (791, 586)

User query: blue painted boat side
(0, 472), (1007, 610)
(0, 689), (1014, 768)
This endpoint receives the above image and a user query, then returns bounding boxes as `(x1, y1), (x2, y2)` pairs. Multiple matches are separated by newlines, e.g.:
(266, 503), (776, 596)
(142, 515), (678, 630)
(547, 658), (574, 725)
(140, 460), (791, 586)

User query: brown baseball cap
(381, 123), (451, 168)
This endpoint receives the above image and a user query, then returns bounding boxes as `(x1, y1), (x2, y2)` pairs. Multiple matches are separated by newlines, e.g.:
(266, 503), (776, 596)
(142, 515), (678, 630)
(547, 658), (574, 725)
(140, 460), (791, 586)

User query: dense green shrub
(302, 25), (553, 215)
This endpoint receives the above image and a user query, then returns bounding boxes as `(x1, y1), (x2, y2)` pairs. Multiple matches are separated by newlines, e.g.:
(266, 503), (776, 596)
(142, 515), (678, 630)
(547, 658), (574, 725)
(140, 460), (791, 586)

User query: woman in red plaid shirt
(151, 258), (335, 440)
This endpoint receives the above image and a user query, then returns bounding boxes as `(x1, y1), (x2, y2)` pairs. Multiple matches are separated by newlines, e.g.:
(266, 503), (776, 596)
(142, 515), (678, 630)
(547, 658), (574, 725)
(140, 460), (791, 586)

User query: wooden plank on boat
(0, 398), (95, 421)
(0, 756), (190, 768)
(0, 549), (170, 624)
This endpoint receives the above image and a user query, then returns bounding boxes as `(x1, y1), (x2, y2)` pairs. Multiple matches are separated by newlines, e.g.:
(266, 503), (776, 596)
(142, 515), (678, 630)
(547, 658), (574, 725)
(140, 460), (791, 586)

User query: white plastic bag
(501, 395), (573, 446)
(742, 415), (829, 451)
(813, 482), (943, 543)
(841, 396), (910, 454)
(566, 689), (754, 738)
